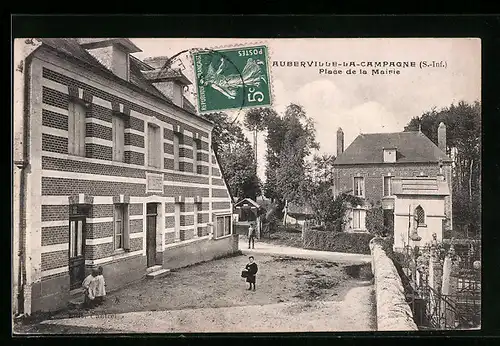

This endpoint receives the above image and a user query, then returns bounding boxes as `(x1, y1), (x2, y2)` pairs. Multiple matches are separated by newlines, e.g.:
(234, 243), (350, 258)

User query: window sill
(418, 224), (427, 228)
(214, 234), (233, 240)
(112, 249), (126, 255)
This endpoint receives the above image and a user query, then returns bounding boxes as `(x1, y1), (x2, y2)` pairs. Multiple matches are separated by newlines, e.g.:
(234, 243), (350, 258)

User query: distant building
(13, 38), (236, 316)
(333, 125), (453, 250)
(233, 198), (262, 238)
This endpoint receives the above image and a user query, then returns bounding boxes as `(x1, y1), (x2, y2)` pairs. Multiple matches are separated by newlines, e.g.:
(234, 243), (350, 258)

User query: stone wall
(369, 237), (418, 331)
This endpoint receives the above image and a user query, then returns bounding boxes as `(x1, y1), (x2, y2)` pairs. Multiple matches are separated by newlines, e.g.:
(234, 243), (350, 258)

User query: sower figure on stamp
(245, 256), (258, 291)
(248, 222), (256, 249)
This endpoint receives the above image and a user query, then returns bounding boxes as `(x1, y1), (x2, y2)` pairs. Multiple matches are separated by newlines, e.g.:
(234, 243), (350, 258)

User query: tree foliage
(309, 191), (363, 231)
(404, 101), (481, 231)
(263, 103), (319, 205)
(365, 204), (392, 237)
(203, 112), (261, 200)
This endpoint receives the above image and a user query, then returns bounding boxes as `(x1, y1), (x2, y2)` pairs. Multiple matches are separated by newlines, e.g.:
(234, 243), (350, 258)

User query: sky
(130, 38), (481, 180)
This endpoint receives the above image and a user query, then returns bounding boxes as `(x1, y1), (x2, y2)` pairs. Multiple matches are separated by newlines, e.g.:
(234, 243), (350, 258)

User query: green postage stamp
(191, 45), (272, 113)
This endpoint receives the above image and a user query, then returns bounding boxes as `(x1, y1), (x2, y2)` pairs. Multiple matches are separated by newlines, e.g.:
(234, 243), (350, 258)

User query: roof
(334, 131), (453, 165)
(35, 38), (209, 122)
(392, 177), (450, 196)
(77, 38), (142, 53)
(234, 198), (260, 208)
(142, 68), (192, 86)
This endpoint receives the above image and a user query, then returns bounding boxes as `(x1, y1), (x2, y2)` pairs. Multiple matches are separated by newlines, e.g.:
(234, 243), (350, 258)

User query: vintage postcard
(12, 37), (481, 334)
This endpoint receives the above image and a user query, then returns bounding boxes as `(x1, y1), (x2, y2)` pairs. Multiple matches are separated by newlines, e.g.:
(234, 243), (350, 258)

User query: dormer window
(383, 148), (396, 163)
(78, 38), (141, 82)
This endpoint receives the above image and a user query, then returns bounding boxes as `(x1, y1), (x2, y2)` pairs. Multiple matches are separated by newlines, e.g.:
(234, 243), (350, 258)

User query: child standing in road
(82, 268), (98, 309)
(94, 266), (106, 306)
(245, 256), (258, 291)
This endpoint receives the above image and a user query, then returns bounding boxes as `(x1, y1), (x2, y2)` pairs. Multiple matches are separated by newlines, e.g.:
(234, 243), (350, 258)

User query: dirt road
(20, 254), (376, 333)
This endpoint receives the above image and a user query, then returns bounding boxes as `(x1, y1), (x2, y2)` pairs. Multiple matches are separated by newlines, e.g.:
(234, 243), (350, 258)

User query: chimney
(142, 59), (192, 108)
(78, 39), (142, 81)
(337, 128), (344, 157)
(438, 122), (447, 153)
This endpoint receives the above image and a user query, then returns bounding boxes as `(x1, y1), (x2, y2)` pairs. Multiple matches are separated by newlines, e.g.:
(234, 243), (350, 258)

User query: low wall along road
(369, 237), (418, 331)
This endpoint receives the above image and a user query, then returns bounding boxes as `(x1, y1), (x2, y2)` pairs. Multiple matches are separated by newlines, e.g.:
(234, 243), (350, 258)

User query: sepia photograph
(12, 36), (481, 334)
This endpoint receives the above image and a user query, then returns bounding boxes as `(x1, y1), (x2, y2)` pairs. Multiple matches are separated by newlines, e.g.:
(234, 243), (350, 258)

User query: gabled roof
(334, 131), (453, 165)
(234, 198), (260, 208)
(34, 38), (209, 123)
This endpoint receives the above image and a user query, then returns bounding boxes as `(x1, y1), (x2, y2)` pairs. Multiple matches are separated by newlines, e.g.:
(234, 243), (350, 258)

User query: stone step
(146, 268), (171, 279)
(146, 265), (163, 273)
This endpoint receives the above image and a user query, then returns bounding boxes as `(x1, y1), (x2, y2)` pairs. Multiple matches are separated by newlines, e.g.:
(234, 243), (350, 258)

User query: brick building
(333, 126), (453, 247)
(13, 38), (236, 315)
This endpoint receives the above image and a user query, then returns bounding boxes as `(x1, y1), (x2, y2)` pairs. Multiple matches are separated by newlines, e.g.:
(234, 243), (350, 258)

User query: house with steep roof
(333, 125), (453, 250)
(13, 38), (236, 316)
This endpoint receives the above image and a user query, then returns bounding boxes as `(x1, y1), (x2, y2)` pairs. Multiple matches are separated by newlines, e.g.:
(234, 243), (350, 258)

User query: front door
(69, 216), (86, 290)
(146, 203), (157, 267)
(383, 209), (395, 236)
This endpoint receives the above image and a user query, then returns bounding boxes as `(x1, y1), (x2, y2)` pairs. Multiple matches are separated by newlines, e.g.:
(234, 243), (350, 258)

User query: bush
(303, 229), (375, 254)
(278, 224), (302, 233)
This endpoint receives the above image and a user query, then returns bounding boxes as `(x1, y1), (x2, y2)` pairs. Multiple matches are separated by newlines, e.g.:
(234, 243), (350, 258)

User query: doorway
(383, 209), (395, 236)
(146, 203), (158, 267)
(69, 215), (86, 290)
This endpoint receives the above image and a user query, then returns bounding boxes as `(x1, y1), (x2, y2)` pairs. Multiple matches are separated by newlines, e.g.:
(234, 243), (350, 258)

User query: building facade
(13, 38), (235, 315)
(333, 126), (453, 246)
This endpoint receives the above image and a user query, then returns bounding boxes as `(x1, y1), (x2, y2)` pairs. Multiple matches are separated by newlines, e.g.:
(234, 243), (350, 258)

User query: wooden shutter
(173, 133), (179, 170)
(148, 125), (154, 167)
(154, 126), (160, 168)
(352, 210), (359, 229)
(75, 103), (86, 156)
(123, 204), (130, 250)
(113, 116), (125, 162)
(360, 209), (366, 230)
(68, 102), (75, 154)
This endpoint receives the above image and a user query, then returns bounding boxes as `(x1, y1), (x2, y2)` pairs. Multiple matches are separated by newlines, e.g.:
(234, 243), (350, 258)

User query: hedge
(303, 229), (375, 255)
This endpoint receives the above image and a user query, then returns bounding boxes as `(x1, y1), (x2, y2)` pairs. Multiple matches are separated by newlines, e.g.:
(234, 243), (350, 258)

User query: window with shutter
(113, 116), (125, 162)
(352, 208), (366, 231)
(354, 177), (365, 197)
(173, 133), (180, 171)
(68, 101), (86, 156)
(352, 209), (360, 229)
(148, 124), (161, 168)
(224, 215), (232, 236)
(114, 204), (128, 250)
(216, 216), (224, 238)
(174, 203), (181, 241)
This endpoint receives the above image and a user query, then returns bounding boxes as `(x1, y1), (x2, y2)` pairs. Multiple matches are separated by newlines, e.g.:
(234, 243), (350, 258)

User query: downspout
(16, 55), (32, 316)
(14, 39), (39, 316)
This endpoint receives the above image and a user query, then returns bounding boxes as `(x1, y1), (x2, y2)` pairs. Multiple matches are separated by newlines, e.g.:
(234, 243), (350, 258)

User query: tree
(263, 104), (319, 209)
(404, 101), (481, 233)
(243, 108), (277, 165)
(308, 190), (363, 231)
(203, 112), (261, 200)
